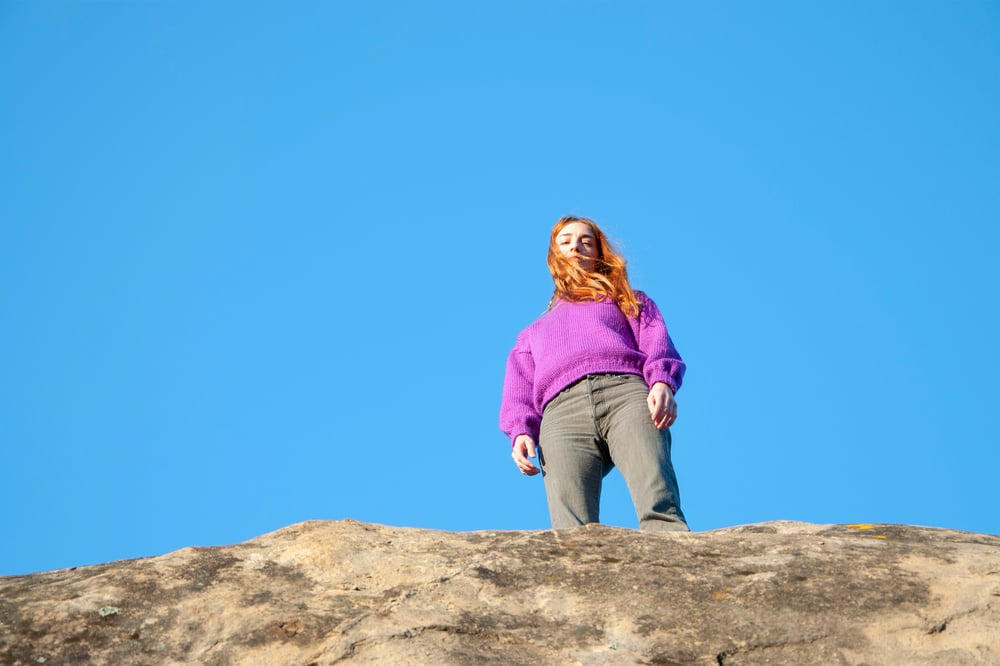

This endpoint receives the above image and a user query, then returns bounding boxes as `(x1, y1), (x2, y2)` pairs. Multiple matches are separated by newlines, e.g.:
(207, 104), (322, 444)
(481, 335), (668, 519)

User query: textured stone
(1, 520), (998, 665)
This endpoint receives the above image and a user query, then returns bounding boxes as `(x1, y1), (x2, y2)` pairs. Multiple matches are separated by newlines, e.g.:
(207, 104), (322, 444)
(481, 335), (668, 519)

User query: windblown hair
(546, 216), (641, 319)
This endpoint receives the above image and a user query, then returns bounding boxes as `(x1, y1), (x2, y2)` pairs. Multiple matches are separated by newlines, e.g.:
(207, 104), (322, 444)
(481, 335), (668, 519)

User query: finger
(661, 404), (675, 428)
(517, 459), (539, 475)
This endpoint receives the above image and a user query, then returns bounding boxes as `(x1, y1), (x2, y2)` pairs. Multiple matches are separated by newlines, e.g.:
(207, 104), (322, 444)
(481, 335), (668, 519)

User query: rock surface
(1, 520), (999, 665)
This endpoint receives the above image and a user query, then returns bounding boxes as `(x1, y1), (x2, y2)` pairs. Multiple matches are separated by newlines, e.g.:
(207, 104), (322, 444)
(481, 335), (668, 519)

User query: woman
(499, 215), (688, 531)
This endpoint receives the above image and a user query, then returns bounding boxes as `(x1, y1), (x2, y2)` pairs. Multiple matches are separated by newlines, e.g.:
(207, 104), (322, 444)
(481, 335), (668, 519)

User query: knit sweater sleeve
(499, 330), (541, 446)
(633, 292), (686, 394)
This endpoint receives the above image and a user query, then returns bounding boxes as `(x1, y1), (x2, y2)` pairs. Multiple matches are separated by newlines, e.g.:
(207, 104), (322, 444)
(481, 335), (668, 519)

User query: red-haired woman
(499, 216), (688, 531)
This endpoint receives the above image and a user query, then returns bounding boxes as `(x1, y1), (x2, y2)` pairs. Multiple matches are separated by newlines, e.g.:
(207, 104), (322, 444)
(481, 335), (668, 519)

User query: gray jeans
(539, 373), (688, 531)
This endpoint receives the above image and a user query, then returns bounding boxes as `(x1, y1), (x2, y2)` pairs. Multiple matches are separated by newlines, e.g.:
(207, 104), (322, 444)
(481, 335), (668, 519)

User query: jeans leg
(539, 382), (609, 528)
(600, 375), (689, 532)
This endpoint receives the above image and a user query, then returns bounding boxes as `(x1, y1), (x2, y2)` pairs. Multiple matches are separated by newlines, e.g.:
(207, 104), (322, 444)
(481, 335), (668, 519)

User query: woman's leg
(539, 380), (611, 528)
(596, 374), (688, 532)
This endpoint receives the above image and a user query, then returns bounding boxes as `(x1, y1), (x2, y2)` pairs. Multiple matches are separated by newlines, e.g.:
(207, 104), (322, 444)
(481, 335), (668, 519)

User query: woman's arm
(632, 291), (686, 395)
(632, 292), (685, 428)
(499, 333), (542, 458)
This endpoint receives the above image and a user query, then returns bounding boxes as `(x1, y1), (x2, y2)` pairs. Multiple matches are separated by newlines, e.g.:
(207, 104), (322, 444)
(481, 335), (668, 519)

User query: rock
(1, 520), (998, 665)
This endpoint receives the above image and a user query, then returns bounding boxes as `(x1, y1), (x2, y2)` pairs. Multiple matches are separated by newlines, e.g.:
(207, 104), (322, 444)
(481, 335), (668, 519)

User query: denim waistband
(564, 372), (643, 393)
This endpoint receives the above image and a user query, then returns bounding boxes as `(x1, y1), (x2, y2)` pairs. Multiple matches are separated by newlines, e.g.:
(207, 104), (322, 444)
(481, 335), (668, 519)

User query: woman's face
(555, 221), (599, 271)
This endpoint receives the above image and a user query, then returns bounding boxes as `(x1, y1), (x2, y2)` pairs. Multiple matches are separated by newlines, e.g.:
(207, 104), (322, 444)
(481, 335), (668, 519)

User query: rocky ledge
(1, 520), (998, 665)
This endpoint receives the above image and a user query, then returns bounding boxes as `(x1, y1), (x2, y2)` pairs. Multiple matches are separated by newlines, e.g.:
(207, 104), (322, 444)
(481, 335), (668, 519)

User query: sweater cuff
(647, 373), (675, 393)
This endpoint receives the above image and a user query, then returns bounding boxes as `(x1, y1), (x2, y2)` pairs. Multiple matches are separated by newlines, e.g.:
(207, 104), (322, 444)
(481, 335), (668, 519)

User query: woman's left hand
(647, 382), (677, 430)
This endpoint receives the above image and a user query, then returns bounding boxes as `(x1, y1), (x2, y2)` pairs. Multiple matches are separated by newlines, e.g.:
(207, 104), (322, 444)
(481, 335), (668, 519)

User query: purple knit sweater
(499, 291), (685, 446)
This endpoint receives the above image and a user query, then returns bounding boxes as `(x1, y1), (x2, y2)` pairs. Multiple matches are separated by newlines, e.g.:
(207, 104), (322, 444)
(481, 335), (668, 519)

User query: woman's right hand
(512, 434), (541, 476)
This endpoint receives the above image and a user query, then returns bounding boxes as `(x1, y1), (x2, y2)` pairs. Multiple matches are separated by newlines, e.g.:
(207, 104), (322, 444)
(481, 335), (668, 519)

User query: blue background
(3, 2), (998, 576)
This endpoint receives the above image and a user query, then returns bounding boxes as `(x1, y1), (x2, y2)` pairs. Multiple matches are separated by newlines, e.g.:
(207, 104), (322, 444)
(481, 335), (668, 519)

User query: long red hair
(546, 216), (641, 318)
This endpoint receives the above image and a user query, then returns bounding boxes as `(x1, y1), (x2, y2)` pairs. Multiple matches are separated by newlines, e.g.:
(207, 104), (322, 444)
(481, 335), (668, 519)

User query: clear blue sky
(3, 2), (998, 576)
